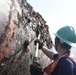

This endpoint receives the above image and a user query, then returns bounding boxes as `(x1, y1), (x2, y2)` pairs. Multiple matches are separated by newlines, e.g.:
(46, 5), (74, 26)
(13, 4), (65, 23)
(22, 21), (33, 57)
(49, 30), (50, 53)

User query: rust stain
(0, 20), (16, 63)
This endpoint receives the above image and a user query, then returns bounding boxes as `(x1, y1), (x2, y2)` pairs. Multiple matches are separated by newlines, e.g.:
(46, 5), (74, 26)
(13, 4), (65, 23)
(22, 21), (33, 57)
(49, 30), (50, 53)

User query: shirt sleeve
(58, 57), (74, 75)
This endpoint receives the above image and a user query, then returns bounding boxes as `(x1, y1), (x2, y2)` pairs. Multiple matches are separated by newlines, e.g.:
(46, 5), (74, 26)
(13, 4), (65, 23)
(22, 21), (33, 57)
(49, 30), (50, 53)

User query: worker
(30, 25), (76, 75)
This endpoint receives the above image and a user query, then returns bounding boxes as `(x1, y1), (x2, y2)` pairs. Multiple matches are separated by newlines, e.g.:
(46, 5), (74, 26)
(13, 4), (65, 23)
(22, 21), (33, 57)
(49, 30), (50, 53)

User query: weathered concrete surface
(0, 0), (15, 63)
(0, 0), (52, 75)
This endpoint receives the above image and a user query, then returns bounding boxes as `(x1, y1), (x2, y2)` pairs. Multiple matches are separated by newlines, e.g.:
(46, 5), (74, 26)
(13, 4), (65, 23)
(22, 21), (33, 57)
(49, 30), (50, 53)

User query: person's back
(51, 54), (76, 75)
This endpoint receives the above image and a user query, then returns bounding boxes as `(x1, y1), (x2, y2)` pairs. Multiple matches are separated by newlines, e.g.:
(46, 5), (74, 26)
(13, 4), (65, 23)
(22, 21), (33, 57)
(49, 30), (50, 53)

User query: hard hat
(54, 25), (76, 48)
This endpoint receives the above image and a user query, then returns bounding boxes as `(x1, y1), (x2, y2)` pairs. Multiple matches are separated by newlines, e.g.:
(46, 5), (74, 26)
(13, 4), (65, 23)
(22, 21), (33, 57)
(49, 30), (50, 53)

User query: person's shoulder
(59, 57), (74, 65)
(57, 57), (75, 75)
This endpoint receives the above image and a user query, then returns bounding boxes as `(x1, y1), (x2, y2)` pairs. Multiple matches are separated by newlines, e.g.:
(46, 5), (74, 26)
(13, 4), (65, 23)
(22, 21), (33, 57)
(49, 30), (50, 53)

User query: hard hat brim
(53, 33), (76, 48)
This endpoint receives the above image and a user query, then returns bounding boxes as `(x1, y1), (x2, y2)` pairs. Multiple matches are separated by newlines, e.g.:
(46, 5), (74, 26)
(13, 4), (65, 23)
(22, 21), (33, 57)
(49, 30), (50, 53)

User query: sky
(27, 0), (76, 37)
(27, 0), (76, 57)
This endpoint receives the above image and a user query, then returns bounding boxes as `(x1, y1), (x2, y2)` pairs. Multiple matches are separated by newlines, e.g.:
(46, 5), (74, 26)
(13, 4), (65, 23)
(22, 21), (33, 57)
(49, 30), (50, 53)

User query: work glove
(34, 39), (44, 49)
(30, 62), (44, 75)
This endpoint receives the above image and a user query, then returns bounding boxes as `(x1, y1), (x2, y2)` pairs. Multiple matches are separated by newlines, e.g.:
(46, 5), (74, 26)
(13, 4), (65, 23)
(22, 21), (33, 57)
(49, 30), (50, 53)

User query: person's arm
(34, 39), (55, 60)
(41, 46), (55, 60)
